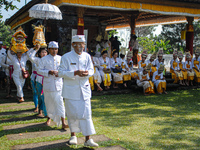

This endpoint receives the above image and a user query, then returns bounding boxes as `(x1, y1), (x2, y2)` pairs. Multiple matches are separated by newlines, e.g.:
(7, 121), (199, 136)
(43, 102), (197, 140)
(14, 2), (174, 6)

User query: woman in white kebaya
(152, 65), (167, 94)
(184, 52), (194, 86)
(28, 44), (48, 117)
(137, 67), (155, 96)
(7, 50), (30, 102)
(110, 51), (123, 88)
(99, 49), (112, 90)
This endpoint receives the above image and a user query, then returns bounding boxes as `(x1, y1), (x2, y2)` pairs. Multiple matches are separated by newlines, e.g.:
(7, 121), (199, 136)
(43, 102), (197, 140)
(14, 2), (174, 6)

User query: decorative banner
(181, 30), (186, 40)
(78, 18), (84, 26)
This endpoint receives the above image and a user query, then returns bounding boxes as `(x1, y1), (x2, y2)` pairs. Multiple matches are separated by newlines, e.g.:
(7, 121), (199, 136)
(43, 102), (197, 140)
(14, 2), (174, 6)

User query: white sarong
(64, 98), (96, 136)
(43, 90), (65, 126)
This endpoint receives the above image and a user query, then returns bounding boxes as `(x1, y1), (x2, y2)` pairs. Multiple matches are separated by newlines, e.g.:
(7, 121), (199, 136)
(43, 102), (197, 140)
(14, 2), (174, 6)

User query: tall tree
(0, 21), (13, 47)
(159, 23), (186, 52)
(0, 0), (20, 19)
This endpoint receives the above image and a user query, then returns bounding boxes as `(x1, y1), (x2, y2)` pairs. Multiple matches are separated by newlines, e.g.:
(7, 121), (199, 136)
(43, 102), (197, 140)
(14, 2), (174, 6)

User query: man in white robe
(58, 35), (99, 147)
(38, 41), (68, 129)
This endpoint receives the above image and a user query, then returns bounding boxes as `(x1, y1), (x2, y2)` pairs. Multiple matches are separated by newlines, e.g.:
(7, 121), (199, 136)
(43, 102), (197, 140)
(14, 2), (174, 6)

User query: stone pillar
(186, 17), (194, 55)
(77, 7), (85, 35)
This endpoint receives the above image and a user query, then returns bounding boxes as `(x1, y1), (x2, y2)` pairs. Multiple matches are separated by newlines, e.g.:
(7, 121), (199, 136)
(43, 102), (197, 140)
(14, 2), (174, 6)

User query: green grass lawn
(0, 89), (200, 150)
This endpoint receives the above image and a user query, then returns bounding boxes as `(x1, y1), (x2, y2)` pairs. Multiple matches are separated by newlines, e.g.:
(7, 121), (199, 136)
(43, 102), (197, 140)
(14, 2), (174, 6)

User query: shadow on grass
(0, 122), (56, 138)
(0, 114), (44, 124)
(0, 108), (35, 116)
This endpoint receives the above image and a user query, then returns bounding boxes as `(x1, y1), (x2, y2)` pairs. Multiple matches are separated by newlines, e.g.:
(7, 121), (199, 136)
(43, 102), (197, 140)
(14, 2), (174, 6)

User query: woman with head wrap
(98, 49), (112, 90)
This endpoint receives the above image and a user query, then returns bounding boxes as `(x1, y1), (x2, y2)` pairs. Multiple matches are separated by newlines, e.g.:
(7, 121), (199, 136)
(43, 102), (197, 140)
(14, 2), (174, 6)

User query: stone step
(11, 135), (111, 150)
(7, 129), (70, 141)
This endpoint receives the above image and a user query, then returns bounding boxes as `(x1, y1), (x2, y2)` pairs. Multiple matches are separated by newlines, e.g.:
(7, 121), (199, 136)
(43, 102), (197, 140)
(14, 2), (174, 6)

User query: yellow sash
(121, 62), (125, 69)
(186, 64), (190, 69)
(141, 63), (146, 68)
(179, 63), (183, 70)
(142, 76), (147, 80)
(194, 60), (199, 70)
(155, 75), (160, 80)
(173, 61), (178, 68)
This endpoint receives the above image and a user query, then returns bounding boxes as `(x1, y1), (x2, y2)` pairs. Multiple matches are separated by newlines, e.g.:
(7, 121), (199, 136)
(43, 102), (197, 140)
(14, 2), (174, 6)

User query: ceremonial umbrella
(28, 0), (62, 20)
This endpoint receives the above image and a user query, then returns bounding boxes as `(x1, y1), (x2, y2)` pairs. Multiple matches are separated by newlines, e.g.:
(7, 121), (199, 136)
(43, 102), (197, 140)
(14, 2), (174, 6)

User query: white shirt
(120, 58), (128, 70)
(0, 48), (6, 68)
(137, 71), (150, 84)
(178, 61), (185, 70)
(58, 50), (94, 100)
(184, 61), (193, 70)
(99, 57), (111, 70)
(152, 71), (164, 83)
(146, 59), (156, 66)
(38, 54), (63, 92)
(155, 59), (164, 69)
(138, 60), (148, 72)
(7, 50), (29, 78)
(28, 48), (44, 83)
(110, 58), (121, 69)
(1, 54), (12, 76)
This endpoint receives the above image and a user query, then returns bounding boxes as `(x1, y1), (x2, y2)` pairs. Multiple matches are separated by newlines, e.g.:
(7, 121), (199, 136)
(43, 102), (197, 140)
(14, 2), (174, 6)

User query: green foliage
(108, 30), (118, 39)
(138, 36), (172, 54)
(0, 21), (13, 47)
(0, 0), (21, 19)
(138, 37), (156, 53)
(159, 23), (186, 51)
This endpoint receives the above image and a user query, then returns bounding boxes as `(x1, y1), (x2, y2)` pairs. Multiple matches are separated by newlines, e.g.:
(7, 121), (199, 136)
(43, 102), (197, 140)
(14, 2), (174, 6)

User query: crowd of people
(0, 25), (200, 147)
(86, 34), (200, 96)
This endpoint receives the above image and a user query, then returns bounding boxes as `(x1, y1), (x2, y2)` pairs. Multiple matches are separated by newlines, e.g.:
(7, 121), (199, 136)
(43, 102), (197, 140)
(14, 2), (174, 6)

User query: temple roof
(5, 0), (200, 30)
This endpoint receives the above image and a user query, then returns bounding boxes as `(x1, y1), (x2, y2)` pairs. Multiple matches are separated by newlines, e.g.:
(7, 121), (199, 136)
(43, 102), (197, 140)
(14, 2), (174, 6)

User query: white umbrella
(29, 0), (62, 20)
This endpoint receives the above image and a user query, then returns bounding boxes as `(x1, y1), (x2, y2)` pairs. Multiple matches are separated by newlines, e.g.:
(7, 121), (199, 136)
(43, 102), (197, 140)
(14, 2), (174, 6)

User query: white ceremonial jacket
(7, 50), (29, 78)
(155, 59), (164, 69)
(58, 50), (94, 100)
(38, 54), (63, 92)
(99, 57), (111, 70)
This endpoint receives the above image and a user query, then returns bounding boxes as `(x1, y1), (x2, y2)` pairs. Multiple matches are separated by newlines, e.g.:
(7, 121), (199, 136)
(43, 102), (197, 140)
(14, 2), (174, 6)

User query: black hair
(88, 50), (96, 56)
(101, 50), (108, 56)
(112, 50), (118, 56)
(120, 53), (125, 59)
(37, 48), (48, 58)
